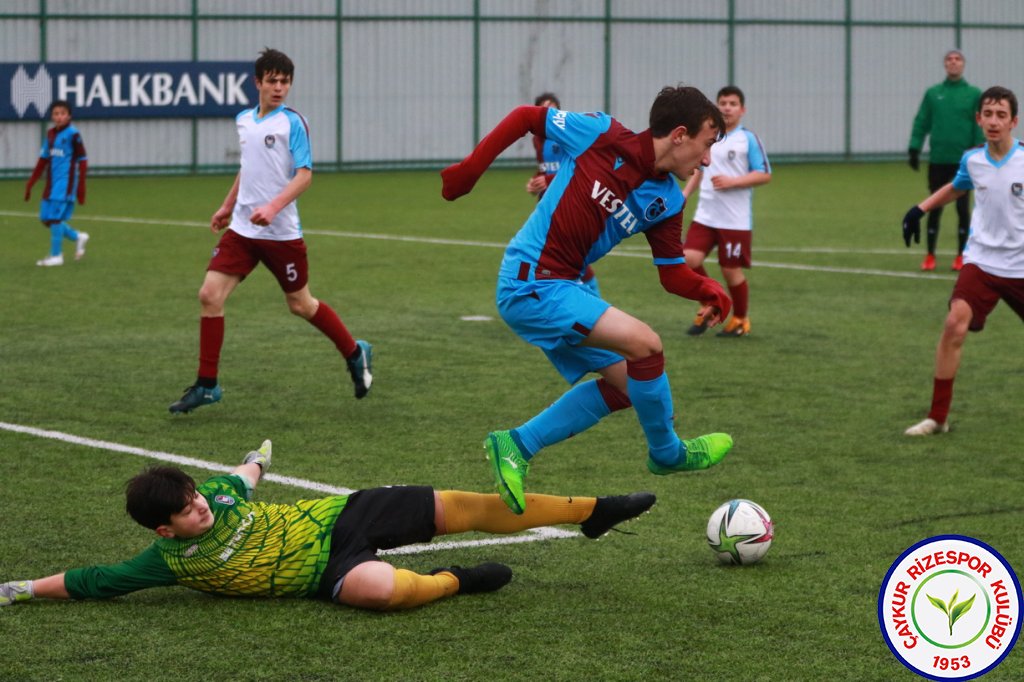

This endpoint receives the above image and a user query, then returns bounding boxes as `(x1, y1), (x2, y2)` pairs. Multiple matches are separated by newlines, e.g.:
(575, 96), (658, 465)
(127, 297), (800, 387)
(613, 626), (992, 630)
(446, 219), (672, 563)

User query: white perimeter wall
(2, 0), (1023, 171)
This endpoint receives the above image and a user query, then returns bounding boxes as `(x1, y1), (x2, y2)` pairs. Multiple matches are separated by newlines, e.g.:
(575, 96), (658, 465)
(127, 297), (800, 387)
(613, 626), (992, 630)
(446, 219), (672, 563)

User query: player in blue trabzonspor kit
(526, 92), (600, 296)
(25, 100), (89, 267)
(443, 86), (735, 514)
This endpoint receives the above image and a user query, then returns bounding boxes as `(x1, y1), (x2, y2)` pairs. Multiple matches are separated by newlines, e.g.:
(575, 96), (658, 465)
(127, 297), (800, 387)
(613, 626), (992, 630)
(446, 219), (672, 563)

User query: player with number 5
(169, 48), (372, 414)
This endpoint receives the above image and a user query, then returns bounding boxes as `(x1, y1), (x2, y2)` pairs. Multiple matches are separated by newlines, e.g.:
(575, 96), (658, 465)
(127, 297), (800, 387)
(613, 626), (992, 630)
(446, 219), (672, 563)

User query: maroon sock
(596, 378), (632, 412)
(627, 351), (665, 381)
(691, 264), (708, 277)
(928, 378), (954, 424)
(198, 316), (224, 380)
(729, 280), (749, 318)
(309, 302), (357, 358)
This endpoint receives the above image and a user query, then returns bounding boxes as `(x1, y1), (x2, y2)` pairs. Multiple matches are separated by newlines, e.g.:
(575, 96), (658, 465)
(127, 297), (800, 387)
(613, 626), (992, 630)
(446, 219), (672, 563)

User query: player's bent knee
(633, 327), (663, 358)
(197, 288), (226, 313)
(943, 304), (972, 341)
(337, 561), (394, 610)
(287, 302), (318, 319)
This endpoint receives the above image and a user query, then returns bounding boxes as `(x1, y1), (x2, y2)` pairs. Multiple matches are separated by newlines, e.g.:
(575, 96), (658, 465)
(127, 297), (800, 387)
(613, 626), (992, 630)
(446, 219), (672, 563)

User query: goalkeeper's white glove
(242, 439), (272, 480)
(0, 580), (34, 606)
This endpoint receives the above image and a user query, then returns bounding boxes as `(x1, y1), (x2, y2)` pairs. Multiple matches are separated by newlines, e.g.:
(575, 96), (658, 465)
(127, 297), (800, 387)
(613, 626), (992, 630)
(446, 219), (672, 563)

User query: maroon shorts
(208, 229), (309, 293)
(683, 221), (753, 269)
(951, 263), (1024, 332)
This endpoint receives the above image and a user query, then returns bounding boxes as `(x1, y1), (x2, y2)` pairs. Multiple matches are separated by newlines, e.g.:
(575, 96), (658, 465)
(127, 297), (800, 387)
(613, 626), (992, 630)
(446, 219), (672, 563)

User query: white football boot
(75, 232), (90, 260)
(904, 418), (949, 436)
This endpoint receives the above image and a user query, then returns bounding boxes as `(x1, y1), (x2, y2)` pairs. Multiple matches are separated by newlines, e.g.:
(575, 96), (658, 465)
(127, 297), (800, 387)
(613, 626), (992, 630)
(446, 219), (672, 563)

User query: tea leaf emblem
(927, 589), (977, 636)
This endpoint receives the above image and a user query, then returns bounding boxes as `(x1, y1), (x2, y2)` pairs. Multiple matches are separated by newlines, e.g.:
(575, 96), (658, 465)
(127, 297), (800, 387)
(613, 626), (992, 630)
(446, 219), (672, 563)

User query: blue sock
(626, 372), (680, 466)
(61, 223), (79, 242)
(49, 225), (63, 256)
(513, 380), (611, 461)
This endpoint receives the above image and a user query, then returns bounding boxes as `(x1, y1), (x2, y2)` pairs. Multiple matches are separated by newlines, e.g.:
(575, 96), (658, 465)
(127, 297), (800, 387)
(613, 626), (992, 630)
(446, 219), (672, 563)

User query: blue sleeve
(544, 109), (612, 158)
(952, 151), (974, 191)
(287, 110), (313, 170)
(745, 130), (770, 173)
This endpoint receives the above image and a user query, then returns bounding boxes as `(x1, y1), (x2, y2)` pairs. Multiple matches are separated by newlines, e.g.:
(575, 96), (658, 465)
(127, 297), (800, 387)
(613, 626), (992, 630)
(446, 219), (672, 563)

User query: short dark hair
(979, 86), (1018, 119)
(125, 466), (197, 529)
(49, 99), (72, 116)
(534, 92), (561, 108)
(649, 86), (725, 140)
(716, 85), (745, 106)
(255, 47), (294, 81)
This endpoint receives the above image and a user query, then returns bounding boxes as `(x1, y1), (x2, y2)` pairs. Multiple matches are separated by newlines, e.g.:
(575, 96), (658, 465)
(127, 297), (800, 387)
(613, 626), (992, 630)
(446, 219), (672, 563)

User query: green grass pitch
(0, 163), (1021, 681)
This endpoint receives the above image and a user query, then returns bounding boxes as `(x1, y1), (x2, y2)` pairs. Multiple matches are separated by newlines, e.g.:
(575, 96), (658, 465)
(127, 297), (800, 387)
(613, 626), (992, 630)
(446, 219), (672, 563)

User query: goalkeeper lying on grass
(0, 440), (654, 611)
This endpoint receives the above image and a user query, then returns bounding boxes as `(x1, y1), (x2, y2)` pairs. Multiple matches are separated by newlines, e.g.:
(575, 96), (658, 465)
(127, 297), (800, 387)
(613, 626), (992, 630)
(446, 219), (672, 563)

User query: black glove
(902, 206), (924, 247)
(908, 149), (920, 171)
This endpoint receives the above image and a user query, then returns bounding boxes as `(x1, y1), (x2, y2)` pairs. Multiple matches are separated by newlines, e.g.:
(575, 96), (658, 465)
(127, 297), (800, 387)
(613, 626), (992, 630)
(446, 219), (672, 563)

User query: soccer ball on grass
(706, 499), (774, 565)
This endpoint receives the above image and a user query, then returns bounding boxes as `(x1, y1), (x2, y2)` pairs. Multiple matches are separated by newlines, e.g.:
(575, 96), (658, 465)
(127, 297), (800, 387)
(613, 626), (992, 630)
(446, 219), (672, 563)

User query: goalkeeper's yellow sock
(439, 490), (596, 534)
(384, 568), (459, 610)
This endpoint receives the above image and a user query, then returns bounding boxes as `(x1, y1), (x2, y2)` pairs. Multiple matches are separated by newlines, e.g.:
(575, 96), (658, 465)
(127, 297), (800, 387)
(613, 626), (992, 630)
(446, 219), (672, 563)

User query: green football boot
(169, 383), (222, 414)
(647, 433), (733, 475)
(484, 430), (530, 514)
(346, 339), (373, 399)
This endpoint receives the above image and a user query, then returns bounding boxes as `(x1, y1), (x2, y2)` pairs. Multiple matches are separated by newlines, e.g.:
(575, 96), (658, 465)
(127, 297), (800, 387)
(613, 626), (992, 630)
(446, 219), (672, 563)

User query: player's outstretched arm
(76, 160), (88, 205)
(657, 263), (731, 327)
(441, 105), (547, 201)
(0, 574), (70, 606)
(211, 172), (241, 233)
(681, 168), (703, 201)
(24, 158), (46, 201)
(234, 439), (272, 492)
(251, 168), (312, 226)
(710, 169), (771, 190)
(902, 183), (965, 247)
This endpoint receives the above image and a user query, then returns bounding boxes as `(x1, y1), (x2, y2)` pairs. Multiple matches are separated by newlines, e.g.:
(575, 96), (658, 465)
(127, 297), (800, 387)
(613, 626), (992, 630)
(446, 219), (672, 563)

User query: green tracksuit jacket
(909, 78), (984, 164)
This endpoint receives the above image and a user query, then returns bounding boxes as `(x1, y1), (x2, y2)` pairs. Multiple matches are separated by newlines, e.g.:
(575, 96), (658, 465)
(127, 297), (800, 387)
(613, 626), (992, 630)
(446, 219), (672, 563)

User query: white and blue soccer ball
(706, 499), (774, 565)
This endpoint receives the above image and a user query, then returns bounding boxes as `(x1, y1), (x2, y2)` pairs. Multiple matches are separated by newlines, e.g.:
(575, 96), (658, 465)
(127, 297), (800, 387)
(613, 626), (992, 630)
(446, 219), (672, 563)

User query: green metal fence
(3, 0), (1023, 177)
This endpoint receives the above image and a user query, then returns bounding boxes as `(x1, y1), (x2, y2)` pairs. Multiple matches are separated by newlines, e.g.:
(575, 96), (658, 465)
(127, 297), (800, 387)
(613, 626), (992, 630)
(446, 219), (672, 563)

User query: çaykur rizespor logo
(8, 63), (252, 119)
(879, 535), (1021, 680)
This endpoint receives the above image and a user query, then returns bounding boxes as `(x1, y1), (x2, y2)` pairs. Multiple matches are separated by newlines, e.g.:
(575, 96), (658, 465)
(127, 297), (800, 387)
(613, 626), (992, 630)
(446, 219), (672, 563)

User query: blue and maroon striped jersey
(500, 108), (685, 282)
(38, 124), (87, 201)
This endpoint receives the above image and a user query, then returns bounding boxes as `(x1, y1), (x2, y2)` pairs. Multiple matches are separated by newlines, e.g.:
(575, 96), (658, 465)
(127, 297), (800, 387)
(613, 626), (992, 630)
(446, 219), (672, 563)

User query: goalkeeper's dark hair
(125, 466), (198, 529)
(979, 85), (1017, 118)
(649, 85), (725, 140)
(255, 47), (294, 81)
(534, 92), (561, 108)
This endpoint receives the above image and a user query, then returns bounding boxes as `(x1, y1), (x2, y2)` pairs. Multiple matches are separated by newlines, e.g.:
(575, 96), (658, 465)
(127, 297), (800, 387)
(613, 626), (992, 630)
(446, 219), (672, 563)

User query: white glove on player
(242, 439), (272, 480)
(0, 580), (34, 606)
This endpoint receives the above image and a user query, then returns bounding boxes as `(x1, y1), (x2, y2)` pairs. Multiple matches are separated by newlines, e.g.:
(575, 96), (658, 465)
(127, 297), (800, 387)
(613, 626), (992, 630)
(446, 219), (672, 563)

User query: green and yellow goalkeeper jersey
(64, 475), (349, 600)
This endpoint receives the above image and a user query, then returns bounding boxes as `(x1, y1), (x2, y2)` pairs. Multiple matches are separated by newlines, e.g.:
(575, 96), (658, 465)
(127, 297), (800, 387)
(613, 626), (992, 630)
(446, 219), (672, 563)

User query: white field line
(0, 421), (577, 552)
(0, 209), (956, 280)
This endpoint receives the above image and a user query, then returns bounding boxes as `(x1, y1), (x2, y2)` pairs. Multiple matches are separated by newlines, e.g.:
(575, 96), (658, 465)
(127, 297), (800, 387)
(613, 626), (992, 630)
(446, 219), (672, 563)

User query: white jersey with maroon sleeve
(229, 105), (313, 241)
(692, 125), (770, 232)
(953, 141), (1024, 278)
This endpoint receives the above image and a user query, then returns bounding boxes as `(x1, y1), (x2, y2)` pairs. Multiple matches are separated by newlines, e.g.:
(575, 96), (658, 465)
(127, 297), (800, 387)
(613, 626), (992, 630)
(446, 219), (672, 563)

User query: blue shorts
(496, 276), (623, 384)
(39, 199), (75, 224)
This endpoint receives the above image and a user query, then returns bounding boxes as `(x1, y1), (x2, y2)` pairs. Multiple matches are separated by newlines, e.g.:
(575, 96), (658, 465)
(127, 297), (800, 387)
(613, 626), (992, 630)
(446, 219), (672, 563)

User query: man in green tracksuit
(908, 48), (983, 272)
